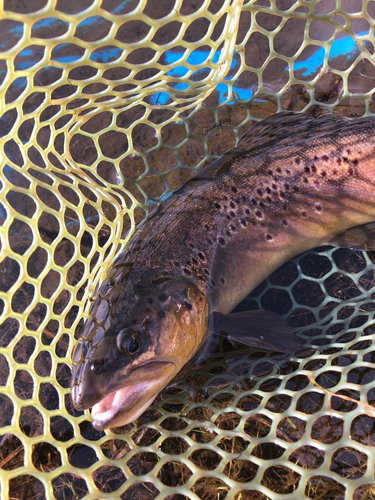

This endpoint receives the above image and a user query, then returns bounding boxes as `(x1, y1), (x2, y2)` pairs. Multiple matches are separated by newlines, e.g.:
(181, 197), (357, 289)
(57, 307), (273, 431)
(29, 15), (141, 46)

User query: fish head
(71, 267), (208, 430)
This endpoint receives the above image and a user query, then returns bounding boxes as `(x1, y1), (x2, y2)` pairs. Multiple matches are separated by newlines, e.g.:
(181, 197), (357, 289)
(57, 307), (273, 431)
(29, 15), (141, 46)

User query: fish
(71, 111), (375, 430)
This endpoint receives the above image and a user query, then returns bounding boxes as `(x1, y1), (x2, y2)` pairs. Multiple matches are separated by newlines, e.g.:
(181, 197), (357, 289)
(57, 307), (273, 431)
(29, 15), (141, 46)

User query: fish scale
(71, 112), (375, 430)
(117, 114), (374, 312)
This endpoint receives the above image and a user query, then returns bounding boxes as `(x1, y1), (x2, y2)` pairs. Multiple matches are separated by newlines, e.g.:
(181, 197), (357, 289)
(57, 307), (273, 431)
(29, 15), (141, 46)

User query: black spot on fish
(242, 195), (247, 201)
(320, 171), (326, 177)
(230, 211), (236, 218)
(215, 203), (221, 209)
(220, 278), (225, 284)
(192, 258), (198, 264)
(230, 201), (235, 209)
(158, 311), (165, 318)
(159, 294), (168, 302)
(230, 224), (236, 230)
(315, 204), (322, 211)
(259, 202), (265, 208)
(268, 170), (273, 176)
(266, 187), (271, 194)
(198, 252), (205, 260)
(284, 183), (289, 190)
(304, 166), (310, 173)
(314, 156), (318, 161)
(257, 188), (263, 196)
(174, 261), (180, 267)
(266, 197), (271, 203)
(231, 186), (238, 193)
(282, 219), (287, 226)
(223, 195), (228, 201)
(347, 149), (351, 154)
(301, 211), (307, 217)
(245, 209), (250, 215)
(272, 184), (277, 190)
(295, 158), (300, 165)
(183, 268), (191, 275)
(353, 159), (358, 165)
(219, 237), (225, 245)
(286, 170), (290, 175)
(337, 158), (341, 165)
(266, 234), (273, 241)
(251, 199), (257, 205)
(240, 219), (247, 226)
(184, 301), (192, 310)
(343, 157), (348, 162)
(255, 211), (263, 219)
(322, 155), (329, 162)
(276, 168), (282, 173)
(311, 165), (316, 172)
(226, 231), (231, 236)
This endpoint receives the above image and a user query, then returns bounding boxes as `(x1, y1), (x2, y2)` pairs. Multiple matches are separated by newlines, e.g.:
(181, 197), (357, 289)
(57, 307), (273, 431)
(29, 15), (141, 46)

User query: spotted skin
(115, 113), (375, 312)
(71, 112), (375, 430)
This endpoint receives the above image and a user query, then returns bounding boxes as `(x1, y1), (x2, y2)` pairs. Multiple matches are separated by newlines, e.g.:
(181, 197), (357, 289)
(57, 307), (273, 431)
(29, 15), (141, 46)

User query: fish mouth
(91, 361), (175, 431)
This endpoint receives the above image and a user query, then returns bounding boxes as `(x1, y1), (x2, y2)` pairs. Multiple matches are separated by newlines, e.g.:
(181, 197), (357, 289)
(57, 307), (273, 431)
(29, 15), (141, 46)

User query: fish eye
(116, 331), (141, 356)
(128, 337), (140, 354)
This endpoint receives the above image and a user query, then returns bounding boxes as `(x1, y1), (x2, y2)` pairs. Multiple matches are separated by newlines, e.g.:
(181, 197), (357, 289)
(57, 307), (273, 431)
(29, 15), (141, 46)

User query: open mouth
(91, 383), (149, 430)
(90, 361), (175, 431)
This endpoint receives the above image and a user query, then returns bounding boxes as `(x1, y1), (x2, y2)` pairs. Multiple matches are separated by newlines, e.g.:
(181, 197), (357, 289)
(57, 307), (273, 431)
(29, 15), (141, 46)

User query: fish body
(71, 112), (375, 430)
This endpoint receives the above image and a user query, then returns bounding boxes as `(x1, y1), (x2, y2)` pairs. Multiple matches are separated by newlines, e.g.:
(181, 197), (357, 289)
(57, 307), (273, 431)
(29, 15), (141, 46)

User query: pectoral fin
(330, 222), (375, 251)
(211, 310), (303, 354)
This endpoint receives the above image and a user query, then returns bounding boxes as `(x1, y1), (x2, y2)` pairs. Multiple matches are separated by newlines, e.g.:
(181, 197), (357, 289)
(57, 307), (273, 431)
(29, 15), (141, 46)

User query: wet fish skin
(71, 112), (375, 430)
(116, 112), (375, 313)
(71, 267), (209, 429)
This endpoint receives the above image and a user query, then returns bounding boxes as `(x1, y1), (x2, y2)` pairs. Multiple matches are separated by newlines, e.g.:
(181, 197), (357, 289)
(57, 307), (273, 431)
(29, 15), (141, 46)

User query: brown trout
(71, 112), (375, 430)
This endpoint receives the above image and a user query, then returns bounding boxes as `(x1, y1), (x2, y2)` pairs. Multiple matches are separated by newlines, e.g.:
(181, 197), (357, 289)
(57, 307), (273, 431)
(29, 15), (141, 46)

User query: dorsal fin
(234, 112), (310, 154)
(175, 111), (367, 189)
(233, 111), (342, 155)
(179, 112), (314, 184)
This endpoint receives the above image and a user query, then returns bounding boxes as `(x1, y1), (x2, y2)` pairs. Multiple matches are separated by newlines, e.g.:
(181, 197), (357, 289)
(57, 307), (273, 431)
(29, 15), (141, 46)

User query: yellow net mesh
(1, 0), (375, 498)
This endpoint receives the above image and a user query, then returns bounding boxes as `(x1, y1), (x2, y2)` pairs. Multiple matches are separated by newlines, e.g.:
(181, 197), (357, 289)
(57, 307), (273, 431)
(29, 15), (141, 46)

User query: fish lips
(90, 360), (176, 431)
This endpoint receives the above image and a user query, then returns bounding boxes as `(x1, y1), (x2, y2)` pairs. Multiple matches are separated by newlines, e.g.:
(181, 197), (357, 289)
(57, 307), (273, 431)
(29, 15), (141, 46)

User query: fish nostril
(90, 359), (105, 373)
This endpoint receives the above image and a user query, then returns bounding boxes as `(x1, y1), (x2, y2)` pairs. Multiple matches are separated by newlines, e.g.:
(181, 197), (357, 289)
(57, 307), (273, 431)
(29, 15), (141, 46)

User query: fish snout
(71, 382), (86, 410)
(71, 376), (105, 410)
(71, 358), (108, 410)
